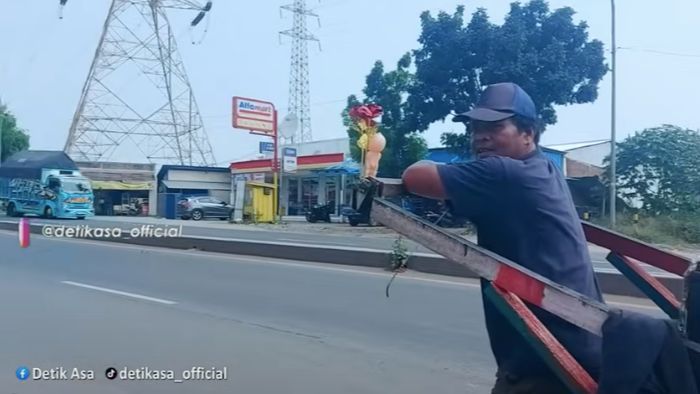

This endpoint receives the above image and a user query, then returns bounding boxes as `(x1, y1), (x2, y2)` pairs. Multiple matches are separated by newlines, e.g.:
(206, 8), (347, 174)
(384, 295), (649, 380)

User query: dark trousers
(491, 370), (571, 394)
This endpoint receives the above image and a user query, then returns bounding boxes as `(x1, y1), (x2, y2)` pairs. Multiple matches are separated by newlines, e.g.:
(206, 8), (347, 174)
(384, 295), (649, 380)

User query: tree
(343, 54), (428, 178)
(407, 1), (607, 154)
(608, 125), (700, 214)
(0, 102), (30, 162)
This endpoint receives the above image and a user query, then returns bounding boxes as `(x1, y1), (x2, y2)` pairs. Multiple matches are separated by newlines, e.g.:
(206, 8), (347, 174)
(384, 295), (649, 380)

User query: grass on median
(591, 213), (700, 248)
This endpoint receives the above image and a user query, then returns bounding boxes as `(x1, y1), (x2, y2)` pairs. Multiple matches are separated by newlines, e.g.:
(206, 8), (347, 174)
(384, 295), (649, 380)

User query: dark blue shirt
(437, 149), (603, 379)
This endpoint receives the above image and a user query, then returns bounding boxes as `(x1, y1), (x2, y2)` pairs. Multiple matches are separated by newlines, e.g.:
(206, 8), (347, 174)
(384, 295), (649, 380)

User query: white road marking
(61, 281), (178, 305)
(0, 231), (659, 311)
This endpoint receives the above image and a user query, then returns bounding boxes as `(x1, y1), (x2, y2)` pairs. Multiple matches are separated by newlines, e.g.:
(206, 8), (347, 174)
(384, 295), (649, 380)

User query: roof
(1, 150), (77, 169)
(0, 150), (78, 178)
(311, 160), (360, 174)
(426, 147), (565, 163)
(157, 164), (230, 182)
(161, 180), (230, 190)
(426, 148), (468, 164)
(545, 139), (609, 152)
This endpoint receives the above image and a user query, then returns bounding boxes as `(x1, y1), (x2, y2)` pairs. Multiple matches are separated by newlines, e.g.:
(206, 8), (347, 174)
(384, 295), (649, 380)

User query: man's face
(469, 118), (534, 159)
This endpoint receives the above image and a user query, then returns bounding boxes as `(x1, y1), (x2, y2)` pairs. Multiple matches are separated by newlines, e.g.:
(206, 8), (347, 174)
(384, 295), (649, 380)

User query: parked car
(178, 196), (233, 221)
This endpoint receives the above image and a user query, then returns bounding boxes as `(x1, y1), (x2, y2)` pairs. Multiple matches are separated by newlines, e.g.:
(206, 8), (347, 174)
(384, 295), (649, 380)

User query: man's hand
(401, 160), (447, 200)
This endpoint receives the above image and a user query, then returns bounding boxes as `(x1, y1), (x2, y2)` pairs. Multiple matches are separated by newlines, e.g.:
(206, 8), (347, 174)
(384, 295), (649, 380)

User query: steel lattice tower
(62, 0), (215, 166)
(280, 0), (320, 144)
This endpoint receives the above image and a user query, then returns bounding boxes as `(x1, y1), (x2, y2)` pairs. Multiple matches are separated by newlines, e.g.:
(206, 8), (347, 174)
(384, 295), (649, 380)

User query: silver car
(178, 196), (233, 221)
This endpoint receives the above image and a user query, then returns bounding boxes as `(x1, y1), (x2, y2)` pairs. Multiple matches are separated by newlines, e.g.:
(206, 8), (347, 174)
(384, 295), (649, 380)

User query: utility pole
(610, 0), (617, 227)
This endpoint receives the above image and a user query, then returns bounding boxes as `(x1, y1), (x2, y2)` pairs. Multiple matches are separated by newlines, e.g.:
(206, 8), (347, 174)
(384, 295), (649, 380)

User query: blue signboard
(259, 142), (274, 153)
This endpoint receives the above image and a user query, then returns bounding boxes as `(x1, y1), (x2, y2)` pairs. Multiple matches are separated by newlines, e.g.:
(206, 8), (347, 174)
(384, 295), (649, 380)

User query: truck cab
(0, 151), (95, 219)
(40, 170), (95, 219)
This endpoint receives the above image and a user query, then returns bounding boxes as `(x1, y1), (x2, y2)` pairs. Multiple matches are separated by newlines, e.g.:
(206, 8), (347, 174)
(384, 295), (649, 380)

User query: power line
(616, 46), (700, 59)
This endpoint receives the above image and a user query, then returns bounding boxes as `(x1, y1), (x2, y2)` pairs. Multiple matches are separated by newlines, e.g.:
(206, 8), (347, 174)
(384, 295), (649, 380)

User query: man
(401, 82), (603, 393)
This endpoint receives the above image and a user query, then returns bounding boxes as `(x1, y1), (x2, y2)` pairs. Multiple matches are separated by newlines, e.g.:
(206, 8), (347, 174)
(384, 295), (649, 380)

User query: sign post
(272, 110), (280, 223)
(232, 96), (280, 223)
(283, 148), (297, 173)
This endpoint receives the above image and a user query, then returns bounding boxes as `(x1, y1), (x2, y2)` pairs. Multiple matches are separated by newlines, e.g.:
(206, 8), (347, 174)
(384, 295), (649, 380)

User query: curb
(0, 220), (682, 299)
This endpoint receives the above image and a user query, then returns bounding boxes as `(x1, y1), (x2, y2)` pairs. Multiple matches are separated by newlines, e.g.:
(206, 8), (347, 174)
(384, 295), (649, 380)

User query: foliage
(389, 236), (409, 271)
(606, 125), (700, 214)
(406, 1), (607, 154)
(343, 55), (428, 178)
(593, 213), (700, 245)
(0, 102), (30, 161)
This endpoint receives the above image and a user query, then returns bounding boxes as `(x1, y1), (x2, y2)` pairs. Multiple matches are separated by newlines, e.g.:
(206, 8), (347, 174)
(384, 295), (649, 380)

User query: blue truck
(0, 150), (95, 219)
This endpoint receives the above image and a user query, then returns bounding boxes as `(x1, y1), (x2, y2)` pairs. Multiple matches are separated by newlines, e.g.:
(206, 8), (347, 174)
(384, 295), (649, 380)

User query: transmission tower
(280, 0), (320, 144)
(61, 0), (216, 166)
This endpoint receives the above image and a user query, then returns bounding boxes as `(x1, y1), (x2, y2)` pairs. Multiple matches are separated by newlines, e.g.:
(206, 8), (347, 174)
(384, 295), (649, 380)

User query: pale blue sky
(1, 0), (698, 165)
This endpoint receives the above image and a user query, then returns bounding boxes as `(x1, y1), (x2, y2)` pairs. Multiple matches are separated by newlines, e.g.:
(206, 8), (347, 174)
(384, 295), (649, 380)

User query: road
(0, 228), (663, 393)
(0, 215), (655, 274)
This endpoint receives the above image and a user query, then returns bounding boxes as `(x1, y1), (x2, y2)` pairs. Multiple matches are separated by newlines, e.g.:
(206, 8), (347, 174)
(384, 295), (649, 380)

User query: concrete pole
(610, 0), (618, 227)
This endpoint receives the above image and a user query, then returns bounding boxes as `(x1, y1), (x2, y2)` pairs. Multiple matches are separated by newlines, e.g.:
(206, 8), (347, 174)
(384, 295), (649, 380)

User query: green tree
(343, 54), (428, 178)
(0, 102), (30, 162)
(407, 1), (607, 154)
(608, 125), (700, 214)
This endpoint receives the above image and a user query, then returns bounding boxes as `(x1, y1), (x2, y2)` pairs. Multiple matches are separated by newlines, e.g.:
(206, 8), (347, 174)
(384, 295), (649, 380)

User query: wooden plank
(371, 197), (609, 336)
(484, 283), (598, 394)
(582, 221), (692, 276)
(606, 252), (680, 319)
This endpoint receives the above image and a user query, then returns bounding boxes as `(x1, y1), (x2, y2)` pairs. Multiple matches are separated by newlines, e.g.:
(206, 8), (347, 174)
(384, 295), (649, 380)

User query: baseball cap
(452, 82), (537, 123)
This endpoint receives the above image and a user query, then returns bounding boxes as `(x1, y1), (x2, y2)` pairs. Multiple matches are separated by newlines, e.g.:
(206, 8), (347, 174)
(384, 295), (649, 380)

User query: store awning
(91, 181), (153, 190)
(311, 161), (360, 175)
(161, 180), (230, 190)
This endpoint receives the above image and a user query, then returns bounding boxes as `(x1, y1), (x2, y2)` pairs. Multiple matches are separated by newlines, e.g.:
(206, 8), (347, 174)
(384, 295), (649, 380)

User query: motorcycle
(305, 201), (335, 223)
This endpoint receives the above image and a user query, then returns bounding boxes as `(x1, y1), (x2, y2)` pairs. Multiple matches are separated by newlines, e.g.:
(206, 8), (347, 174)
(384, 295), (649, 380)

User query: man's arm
(401, 160), (447, 200)
(402, 157), (507, 218)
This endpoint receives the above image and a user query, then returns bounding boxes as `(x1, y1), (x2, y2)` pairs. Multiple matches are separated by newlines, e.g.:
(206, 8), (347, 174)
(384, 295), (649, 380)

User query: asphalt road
(1, 229), (498, 393)
(0, 215), (640, 274)
(0, 228), (664, 393)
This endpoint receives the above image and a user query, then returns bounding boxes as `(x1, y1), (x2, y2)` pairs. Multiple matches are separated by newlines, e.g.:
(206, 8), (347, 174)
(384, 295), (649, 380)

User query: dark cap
(453, 82), (537, 123)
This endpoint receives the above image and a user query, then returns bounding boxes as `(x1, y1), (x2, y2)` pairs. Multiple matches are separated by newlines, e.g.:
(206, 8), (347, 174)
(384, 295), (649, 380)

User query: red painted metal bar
(371, 198), (610, 336)
(485, 283), (598, 394)
(582, 221), (691, 276)
(606, 252), (681, 319)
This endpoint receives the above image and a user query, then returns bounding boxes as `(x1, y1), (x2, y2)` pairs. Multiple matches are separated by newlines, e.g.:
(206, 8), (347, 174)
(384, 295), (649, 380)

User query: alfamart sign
(232, 96), (276, 135)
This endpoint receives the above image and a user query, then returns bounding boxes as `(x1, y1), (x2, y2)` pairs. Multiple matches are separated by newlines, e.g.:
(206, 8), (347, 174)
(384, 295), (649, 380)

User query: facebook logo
(16, 366), (30, 381)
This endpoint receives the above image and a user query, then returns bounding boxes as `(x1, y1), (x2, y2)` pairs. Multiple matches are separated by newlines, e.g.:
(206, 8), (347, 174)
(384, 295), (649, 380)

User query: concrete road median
(0, 220), (683, 299)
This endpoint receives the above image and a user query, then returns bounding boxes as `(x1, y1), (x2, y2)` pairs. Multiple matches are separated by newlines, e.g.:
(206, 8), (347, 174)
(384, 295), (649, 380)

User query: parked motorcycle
(305, 201), (335, 223)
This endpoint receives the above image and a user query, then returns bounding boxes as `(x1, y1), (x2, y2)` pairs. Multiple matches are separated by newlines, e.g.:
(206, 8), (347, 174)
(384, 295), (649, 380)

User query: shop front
(230, 153), (359, 217)
(76, 161), (156, 216)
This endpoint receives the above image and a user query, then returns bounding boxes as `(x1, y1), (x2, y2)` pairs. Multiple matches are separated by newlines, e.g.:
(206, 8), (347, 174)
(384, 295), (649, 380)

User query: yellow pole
(273, 171), (278, 223)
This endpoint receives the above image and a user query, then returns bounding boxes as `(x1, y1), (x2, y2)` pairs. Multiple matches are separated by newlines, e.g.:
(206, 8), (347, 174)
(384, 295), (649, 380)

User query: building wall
(283, 138), (350, 157)
(166, 169), (229, 183)
(566, 158), (604, 178)
(565, 142), (611, 167)
(542, 149), (565, 174)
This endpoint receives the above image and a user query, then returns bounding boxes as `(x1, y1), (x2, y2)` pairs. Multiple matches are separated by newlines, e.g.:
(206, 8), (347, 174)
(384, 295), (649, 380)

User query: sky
(0, 0), (699, 166)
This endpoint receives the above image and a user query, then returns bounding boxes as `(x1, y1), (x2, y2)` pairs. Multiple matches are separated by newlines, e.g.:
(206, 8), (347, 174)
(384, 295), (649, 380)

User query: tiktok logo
(105, 367), (117, 380)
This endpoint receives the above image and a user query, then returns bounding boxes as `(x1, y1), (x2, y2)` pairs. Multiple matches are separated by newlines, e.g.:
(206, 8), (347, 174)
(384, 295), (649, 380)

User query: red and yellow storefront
(230, 153), (358, 216)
